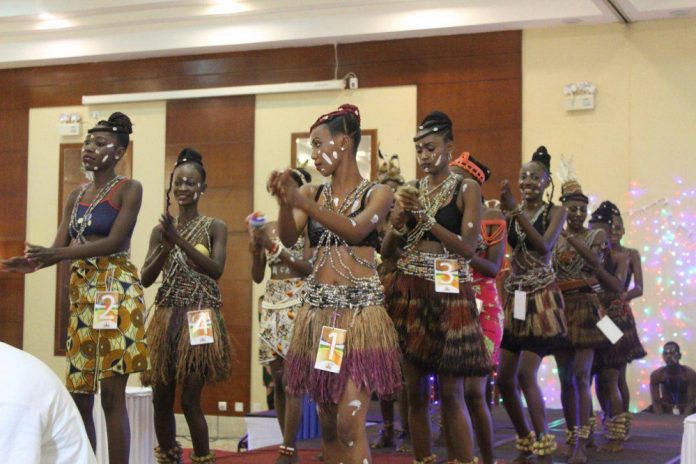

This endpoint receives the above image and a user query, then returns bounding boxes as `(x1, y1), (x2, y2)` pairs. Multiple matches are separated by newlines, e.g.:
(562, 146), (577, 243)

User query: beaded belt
(396, 249), (472, 283)
(301, 276), (385, 309)
(504, 266), (556, 294)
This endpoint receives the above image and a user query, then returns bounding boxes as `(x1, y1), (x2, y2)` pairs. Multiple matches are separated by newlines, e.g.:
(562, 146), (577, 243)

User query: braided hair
(290, 167), (312, 187)
(88, 112), (133, 149)
(310, 104), (361, 153)
(529, 145), (555, 229)
(166, 148), (206, 212)
(414, 111), (453, 142)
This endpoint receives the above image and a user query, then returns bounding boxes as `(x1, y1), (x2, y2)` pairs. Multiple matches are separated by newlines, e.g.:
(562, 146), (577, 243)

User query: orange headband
(449, 152), (485, 184)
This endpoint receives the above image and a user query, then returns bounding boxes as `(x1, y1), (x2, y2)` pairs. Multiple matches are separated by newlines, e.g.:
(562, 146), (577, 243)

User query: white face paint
(332, 151), (338, 159)
(193, 192), (199, 200)
(182, 177), (188, 182)
(462, 184), (468, 192)
(322, 152), (333, 165)
(106, 143), (114, 148)
(93, 166), (99, 171)
(434, 154), (443, 167)
(101, 155), (109, 163)
(348, 441), (354, 447)
(329, 140), (335, 145)
(363, 459), (369, 464)
(370, 214), (379, 224)
(467, 222), (474, 228)
(349, 218), (357, 227)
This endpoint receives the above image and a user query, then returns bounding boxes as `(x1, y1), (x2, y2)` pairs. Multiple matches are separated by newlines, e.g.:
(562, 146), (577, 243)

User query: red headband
(310, 104), (361, 132)
(449, 152), (485, 185)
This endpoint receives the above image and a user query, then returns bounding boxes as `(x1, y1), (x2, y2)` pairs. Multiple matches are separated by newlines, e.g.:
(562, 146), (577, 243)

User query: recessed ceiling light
(205, 0), (250, 15)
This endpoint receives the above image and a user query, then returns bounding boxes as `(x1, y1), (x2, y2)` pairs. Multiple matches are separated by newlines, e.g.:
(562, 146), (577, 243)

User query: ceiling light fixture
(82, 77), (356, 105)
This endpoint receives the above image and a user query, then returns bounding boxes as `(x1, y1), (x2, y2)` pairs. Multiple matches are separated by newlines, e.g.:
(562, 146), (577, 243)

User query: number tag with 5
(187, 309), (215, 345)
(93, 291), (119, 329)
(434, 258), (460, 294)
(314, 326), (347, 374)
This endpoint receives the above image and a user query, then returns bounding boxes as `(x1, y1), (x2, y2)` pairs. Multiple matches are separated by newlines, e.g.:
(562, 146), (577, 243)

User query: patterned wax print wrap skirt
(258, 278), (304, 365)
(593, 293), (646, 372)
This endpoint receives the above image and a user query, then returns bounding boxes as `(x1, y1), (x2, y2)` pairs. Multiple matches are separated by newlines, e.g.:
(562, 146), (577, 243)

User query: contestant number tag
(513, 290), (527, 321)
(93, 291), (119, 329)
(187, 309), (214, 345)
(434, 258), (460, 293)
(475, 298), (484, 315)
(596, 315), (623, 344)
(314, 326), (347, 374)
(673, 406), (681, 416)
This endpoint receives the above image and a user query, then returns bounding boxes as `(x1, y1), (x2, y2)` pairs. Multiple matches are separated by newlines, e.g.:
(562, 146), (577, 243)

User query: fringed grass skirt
(142, 305), (232, 386)
(385, 271), (491, 377)
(561, 291), (608, 349)
(258, 278), (304, 365)
(593, 297), (646, 372)
(66, 256), (148, 394)
(284, 304), (401, 404)
(501, 281), (567, 353)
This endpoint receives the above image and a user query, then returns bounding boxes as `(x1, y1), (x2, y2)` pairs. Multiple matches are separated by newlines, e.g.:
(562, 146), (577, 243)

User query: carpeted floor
(196, 401), (684, 463)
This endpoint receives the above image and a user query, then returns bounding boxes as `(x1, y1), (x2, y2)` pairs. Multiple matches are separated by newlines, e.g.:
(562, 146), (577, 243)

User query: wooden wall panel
(0, 32), (521, 408)
(166, 96), (254, 416)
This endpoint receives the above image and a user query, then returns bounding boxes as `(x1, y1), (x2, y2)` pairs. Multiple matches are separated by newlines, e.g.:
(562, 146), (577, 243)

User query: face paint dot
(290, 256), (296, 262)
(332, 151), (338, 159)
(193, 192), (199, 200)
(458, 235), (463, 240)
(468, 222), (474, 228)
(370, 214), (379, 224)
(182, 177), (188, 182)
(348, 441), (354, 447)
(462, 184), (468, 192)
(363, 460), (368, 464)
(329, 140), (335, 145)
(106, 143), (114, 148)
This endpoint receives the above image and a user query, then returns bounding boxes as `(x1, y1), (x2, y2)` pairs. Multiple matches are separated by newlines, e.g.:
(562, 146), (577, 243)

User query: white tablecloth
(682, 413), (696, 463)
(93, 386), (156, 464)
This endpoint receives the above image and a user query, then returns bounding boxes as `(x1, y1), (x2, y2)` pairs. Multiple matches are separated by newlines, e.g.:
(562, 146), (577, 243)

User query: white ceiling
(0, 0), (694, 69)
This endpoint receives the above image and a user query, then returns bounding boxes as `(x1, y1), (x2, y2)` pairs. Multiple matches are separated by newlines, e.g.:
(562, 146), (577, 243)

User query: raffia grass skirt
(502, 281), (567, 350)
(142, 305), (232, 386)
(384, 271), (491, 377)
(593, 297), (647, 372)
(284, 304), (402, 404)
(561, 291), (609, 349)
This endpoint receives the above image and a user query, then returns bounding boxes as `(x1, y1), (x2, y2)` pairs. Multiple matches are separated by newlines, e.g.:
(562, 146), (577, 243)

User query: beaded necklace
(404, 172), (462, 251)
(69, 175), (124, 244)
(313, 179), (376, 284)
(511, 202), (549, 270)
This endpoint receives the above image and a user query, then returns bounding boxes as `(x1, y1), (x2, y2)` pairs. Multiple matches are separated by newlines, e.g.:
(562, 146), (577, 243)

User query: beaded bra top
(155, 215), (221, 310)
(308, 184), (381, 250)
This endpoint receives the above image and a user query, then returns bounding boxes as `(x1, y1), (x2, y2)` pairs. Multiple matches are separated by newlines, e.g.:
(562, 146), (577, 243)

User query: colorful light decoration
(534, 180), (696, 412)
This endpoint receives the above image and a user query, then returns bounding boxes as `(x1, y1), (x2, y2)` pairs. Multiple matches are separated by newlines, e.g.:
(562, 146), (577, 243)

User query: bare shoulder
(483, 206), (505, 221)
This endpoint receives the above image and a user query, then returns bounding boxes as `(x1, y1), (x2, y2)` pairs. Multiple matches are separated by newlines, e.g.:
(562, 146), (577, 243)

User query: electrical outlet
(234, 402), (244, 412)
(217, 401), (227, 412)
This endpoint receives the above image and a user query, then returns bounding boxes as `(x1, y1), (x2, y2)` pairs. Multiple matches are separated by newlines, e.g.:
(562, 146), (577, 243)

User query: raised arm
(141, 225), (172, 287)
(564, 228), (623, 293)
(162, 217), (227, 280)
(469, 209), (507, 278)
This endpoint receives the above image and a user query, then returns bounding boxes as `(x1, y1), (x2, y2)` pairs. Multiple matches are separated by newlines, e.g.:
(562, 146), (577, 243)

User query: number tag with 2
(187, 309), (215, 345)
(93, 291), (119, 329)
(434, 258), (460, 294)
(314, 326), (347, 374)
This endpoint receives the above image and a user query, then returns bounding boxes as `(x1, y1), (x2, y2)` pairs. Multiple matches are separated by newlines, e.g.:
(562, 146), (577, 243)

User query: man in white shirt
(0, 342), (97, 463)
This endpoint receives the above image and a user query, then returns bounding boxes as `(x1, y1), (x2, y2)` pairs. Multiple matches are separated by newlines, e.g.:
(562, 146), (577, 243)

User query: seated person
(0, 342), (96, 463)
(650, 341), (696, 415)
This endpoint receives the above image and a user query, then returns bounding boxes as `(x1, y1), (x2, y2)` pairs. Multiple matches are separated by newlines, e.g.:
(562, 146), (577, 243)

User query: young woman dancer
(552, 170), (623, 464)
(382, 112), (490, 464)
(449, 152), (506, 464)
(269, 104), (401, 464)
(251, 168), (313, 463)
(2, 112), (147, 464)
(589, 201), (646, 452)
(497, 146), (567, 464)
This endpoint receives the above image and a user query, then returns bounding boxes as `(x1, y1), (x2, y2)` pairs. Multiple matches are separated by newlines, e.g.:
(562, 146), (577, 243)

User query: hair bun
(419, 111), (452, 130)
(469, 154), (492, 182)
(107, 112), (133, 134)
(531, 145), (551, 171)
(177, 147), (203, 166)
(337, 104), (360, 125)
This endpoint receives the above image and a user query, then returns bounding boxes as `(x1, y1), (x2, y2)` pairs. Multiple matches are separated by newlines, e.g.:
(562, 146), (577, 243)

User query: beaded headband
(449, 152), (486, 185)
(413, 120), (451, 142)
(310, 104), (361, 132)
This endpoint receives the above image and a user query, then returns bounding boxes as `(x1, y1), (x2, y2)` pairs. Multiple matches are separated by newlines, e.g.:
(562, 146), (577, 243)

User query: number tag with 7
(434, 258), (460, 294)
(187, 309), (214, 345)
(93, 291), (119, 329)
(314, 326), (347, 374)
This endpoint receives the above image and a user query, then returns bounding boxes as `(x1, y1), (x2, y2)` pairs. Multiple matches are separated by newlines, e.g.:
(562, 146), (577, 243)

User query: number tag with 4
(434, 258), (460, 294)
(314, 326), (347, 374)
(93, 291), (119, 330)
(187, 309), (215, 345)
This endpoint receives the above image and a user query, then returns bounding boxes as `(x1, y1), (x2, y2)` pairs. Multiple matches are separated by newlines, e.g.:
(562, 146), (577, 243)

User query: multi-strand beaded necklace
(69, 175), (124, 244)
(404, 172), (461, 251)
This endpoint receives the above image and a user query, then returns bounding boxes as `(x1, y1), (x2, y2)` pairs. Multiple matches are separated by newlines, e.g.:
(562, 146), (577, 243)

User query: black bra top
(307, 184), (381, 251)
(507, 205), (548, 249)
(407, 178), (464, 242)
